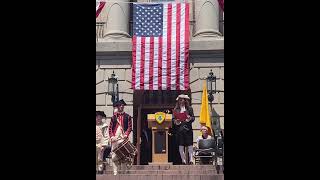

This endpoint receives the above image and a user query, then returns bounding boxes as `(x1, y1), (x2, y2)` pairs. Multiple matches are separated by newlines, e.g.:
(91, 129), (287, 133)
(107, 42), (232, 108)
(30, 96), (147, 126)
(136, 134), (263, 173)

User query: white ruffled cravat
(180, 105), (186, 113)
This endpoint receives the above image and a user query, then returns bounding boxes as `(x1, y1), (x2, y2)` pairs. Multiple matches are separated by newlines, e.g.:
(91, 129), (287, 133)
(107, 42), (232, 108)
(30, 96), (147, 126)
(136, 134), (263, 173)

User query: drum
(113, 139), (137, 162)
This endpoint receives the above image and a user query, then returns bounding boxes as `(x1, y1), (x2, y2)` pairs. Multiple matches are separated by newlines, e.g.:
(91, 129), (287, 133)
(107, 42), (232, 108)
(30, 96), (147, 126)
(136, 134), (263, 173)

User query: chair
(215, 136), (224, 174)
(193, 138), (216, 165)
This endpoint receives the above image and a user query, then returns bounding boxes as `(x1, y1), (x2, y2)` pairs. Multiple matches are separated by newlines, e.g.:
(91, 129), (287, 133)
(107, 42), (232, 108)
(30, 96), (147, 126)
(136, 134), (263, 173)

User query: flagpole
(208, 92), (217, 137)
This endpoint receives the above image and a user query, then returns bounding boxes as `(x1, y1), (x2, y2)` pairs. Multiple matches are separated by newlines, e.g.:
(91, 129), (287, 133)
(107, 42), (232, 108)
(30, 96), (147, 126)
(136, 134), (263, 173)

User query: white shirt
(180, 105), (186, 113)
(96, 124), (110, 146)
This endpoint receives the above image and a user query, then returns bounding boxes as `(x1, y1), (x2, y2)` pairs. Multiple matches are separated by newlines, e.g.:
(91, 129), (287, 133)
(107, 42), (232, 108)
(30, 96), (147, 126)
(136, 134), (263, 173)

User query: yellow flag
(199, 80), (213, 135)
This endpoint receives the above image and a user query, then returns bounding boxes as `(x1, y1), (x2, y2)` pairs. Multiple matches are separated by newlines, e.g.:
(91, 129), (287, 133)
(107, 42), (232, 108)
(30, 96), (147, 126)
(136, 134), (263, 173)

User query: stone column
(219, 8), (224, 36)
(103, 0), (130, 38)
(194, 0), (222, 37)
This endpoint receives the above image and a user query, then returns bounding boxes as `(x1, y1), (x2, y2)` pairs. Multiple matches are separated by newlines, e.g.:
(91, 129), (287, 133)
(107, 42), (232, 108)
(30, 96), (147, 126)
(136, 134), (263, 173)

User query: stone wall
(96, 0), (224, 144)
(96, 56), (134, 142)
(96, 51), (224, 144)
(189, 61), (224, 141)
(96, 0), (223, 40)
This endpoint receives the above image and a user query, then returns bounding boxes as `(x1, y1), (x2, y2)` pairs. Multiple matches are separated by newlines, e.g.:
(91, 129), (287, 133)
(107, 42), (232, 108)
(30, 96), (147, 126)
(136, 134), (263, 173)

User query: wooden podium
(147, 112), (172, 164)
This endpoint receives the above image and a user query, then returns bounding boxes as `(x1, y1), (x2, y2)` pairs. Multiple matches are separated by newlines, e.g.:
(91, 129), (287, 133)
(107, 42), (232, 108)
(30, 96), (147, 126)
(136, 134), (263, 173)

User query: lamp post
(207, 69), (216, 103)
(206, 69), (218, 135)
(108, 71), (119, 103)
(207, 69), (223, 173)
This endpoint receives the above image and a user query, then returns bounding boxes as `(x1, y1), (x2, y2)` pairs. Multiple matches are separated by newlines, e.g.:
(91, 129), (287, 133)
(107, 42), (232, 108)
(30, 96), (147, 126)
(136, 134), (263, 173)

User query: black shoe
(182, 162), (186, 165)
(189, 162), (193, 165)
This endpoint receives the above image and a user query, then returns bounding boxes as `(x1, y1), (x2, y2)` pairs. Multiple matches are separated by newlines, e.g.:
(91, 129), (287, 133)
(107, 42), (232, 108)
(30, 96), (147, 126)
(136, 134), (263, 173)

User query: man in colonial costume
(173, 94), (195, 165)
(108, 99), (133, 175)
(96, 111), (109, 173)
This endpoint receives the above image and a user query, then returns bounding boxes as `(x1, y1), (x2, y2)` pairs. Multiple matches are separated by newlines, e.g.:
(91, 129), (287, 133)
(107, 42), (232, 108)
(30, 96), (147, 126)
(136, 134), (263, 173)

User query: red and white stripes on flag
(132, 3), (190, 90)
(96, 2), (106, 18)
(218, 0), (224, 11)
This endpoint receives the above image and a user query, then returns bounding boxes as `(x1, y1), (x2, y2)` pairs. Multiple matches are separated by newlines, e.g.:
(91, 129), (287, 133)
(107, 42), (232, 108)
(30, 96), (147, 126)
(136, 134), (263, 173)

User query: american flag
(218, 0), (224, 11)
(96, 1), (105, 18)
(132, 3), (190, 90)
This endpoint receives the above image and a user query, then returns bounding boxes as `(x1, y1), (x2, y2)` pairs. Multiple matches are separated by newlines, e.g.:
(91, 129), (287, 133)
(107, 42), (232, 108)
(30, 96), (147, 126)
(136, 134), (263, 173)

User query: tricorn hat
(96, 111), (106, 118)
(113, 99), (127, 107)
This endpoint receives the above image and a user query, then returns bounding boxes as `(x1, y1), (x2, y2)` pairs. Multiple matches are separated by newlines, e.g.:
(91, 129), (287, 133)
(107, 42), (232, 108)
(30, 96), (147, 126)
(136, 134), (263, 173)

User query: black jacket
(173, 106), (195, 132)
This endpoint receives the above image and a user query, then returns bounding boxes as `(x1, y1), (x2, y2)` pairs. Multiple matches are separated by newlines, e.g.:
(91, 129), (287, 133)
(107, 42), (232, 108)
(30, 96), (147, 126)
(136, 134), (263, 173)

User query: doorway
(133, 90), (191, 165)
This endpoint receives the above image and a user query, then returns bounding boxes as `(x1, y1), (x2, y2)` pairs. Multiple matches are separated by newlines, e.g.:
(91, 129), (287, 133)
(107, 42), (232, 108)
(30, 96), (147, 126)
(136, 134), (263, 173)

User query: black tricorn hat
(96, 111), (106, 117)
(113, 99), (127, 107)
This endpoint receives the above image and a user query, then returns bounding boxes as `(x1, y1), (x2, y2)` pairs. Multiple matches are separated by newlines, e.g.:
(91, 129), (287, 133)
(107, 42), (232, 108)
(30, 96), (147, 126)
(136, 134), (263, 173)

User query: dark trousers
(103, 145), (112, 161)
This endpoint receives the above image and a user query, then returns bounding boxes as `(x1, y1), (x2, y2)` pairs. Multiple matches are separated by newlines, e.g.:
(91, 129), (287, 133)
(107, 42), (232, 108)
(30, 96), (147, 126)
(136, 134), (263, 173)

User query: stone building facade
(96, 0), (224, 146)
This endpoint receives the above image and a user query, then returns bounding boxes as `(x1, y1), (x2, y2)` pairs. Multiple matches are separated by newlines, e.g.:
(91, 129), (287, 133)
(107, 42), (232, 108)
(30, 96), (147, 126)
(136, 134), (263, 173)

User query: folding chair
(193, 138), (216, 165)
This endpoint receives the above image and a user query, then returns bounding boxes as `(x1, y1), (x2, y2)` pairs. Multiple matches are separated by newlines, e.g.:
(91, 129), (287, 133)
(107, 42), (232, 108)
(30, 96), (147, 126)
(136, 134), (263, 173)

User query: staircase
(96, 165), (224, 180)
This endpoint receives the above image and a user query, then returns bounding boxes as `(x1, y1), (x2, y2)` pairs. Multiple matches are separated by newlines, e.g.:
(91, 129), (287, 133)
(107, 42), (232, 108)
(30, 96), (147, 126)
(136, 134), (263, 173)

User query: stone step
(96, 174), (224, 180)
(104, 165), (216, 170)
(103, 169), (217, 175)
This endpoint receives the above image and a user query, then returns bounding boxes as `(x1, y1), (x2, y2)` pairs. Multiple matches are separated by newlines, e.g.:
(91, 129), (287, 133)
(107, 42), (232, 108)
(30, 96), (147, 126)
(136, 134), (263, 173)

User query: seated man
(195, 126), (214, 164)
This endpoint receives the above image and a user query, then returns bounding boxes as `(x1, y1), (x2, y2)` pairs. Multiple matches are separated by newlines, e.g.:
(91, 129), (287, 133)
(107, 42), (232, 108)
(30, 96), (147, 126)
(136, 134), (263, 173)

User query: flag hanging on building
(199, 80), (213, 135)
(218, 0), (224, 11)
(96, 1), (106, 18)
(132, 3), (190, 90)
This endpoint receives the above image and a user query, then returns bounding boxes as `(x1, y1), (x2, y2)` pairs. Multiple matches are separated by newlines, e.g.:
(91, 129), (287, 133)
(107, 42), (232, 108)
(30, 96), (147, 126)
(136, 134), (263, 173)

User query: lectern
(147, 112), (172, 164)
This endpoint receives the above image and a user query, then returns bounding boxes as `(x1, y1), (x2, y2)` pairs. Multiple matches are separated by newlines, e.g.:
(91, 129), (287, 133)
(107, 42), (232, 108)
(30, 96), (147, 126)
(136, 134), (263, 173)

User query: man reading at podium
(173, 94), (195, 165)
